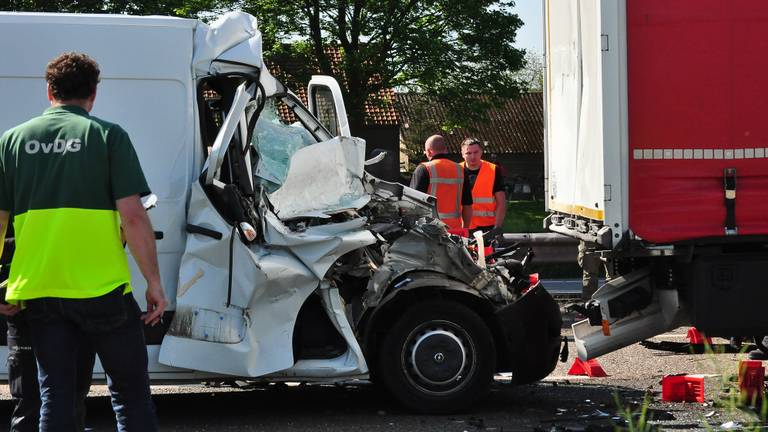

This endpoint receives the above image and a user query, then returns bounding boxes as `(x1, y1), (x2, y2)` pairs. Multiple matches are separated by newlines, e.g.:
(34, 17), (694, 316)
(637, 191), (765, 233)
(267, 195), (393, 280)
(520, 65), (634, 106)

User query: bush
(502, 200), (549, 233)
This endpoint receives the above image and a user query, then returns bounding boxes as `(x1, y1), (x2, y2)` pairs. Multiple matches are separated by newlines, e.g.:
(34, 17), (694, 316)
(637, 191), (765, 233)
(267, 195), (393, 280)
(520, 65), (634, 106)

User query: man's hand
(117, 195), (166, 326)
(142, 282), (167, 326)
(0, 303), (20, 317)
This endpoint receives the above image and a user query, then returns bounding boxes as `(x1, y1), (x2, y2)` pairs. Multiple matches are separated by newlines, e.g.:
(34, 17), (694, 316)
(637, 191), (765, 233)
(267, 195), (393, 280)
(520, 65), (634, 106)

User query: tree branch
(337, 0), (351, 50)
(305, 0), (332, 74)
(350, 0), (363, 51)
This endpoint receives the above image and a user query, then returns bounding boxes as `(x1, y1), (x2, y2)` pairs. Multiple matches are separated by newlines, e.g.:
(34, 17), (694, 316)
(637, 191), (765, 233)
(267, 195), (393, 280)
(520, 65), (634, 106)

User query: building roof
(268, 48), (399, 127)
(397, 92), (543, 154)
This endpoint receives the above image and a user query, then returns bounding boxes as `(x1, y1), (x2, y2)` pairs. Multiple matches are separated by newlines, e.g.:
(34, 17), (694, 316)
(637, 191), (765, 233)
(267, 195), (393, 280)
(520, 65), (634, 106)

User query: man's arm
(409, 164), (430, 193)
(0, 210), (18, 316)
(116, 195), (166, 326)
(461, 205), (473, 228)
(460, 172), (474, 228)
(493, 190), (507, 229)
(491, 165), (507, 229)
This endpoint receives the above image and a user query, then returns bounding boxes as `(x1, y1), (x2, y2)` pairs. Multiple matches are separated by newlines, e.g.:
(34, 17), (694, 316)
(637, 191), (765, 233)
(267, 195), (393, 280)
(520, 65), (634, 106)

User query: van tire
(377, 300), (495, 413)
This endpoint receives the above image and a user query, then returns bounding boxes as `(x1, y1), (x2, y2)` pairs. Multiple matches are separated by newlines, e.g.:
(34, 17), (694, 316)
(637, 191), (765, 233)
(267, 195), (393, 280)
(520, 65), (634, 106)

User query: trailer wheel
(377, 300), (495, 413)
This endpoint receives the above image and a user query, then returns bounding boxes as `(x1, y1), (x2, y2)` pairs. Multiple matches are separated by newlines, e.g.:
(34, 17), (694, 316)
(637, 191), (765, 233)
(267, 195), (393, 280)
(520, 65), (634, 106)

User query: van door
(159, 81), (285, 376)
(307, 76), (351, 137)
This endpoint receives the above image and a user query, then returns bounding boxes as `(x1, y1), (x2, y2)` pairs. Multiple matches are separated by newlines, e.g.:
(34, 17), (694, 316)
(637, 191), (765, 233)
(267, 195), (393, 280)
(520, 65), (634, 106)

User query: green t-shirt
(0, 105), (150, 301)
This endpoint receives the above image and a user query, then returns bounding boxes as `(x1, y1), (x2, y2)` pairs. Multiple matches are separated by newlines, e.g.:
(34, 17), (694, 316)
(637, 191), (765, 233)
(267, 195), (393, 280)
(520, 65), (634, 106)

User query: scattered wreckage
(0, 11), (562, 412)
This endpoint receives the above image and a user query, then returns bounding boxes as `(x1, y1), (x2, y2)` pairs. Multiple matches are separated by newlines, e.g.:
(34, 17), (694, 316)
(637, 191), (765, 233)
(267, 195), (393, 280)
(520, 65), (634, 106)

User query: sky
(514, 1), (544, 54)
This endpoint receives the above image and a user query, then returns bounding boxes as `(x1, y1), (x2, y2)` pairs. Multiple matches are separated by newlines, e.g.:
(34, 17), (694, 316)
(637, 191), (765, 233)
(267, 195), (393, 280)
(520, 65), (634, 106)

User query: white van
(0, 11), (563, 413)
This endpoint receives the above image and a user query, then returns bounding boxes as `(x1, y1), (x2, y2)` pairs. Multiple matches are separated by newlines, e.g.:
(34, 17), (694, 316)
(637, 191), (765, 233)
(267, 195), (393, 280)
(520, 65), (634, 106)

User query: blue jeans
(26, 287), (157, 432)
(7, 310), (94, 432)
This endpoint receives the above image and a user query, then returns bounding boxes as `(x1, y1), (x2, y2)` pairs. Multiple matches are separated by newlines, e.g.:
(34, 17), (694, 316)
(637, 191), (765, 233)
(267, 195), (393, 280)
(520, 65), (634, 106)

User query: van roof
(0, 12), (198, 29)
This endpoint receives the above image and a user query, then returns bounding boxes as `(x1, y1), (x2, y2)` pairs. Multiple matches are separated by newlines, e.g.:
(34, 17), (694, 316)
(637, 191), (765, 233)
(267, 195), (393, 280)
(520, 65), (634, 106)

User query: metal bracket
(724, 168), (737, 235)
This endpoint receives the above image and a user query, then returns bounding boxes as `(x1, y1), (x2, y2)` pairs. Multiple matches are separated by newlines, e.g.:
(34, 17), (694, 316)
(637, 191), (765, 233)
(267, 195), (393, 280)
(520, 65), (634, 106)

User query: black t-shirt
(464, 163), (505, 194)
(410, 154), (472, 205)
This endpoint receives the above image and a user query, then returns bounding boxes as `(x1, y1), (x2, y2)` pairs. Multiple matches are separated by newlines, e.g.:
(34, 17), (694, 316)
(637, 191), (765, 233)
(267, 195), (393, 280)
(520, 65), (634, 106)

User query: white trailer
(545, 0), (768, 360)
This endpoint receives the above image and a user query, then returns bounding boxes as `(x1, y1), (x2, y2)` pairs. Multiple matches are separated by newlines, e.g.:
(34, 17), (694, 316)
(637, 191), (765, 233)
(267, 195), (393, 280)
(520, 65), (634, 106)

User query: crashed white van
(0, 12), (562, 412)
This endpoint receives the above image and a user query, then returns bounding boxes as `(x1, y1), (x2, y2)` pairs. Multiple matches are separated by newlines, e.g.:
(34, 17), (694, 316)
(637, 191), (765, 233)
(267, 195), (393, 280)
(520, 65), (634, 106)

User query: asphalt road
(1, 324), (763, 431)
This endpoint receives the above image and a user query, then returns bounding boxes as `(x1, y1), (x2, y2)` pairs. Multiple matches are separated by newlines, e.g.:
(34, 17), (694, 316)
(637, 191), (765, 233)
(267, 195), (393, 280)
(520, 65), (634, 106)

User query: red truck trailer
(544, 0), (768, 359)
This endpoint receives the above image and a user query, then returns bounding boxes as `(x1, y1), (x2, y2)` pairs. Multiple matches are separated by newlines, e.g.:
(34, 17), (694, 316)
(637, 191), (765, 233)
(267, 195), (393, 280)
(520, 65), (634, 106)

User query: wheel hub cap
(410, 330), (467, 385)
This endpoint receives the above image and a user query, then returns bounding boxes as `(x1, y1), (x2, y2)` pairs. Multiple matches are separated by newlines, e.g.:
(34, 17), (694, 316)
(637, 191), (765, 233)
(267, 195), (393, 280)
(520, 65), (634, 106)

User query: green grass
(502, 200), (549, 233)
(501, 200), (581, 277)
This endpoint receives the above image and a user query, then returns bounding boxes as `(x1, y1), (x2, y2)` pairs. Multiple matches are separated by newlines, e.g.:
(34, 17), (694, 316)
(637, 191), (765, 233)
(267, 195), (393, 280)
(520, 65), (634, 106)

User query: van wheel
(377, 300), (495, 413)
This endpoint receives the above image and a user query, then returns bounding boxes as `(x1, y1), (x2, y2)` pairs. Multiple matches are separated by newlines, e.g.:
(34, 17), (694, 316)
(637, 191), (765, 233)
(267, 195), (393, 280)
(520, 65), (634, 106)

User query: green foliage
(702, 344), (768, 430)
(9, 0), (528, 133)
(614, 393), (656, 432)
(516, 50), (543, 92)
(502, 200), (548, 233)
(4, 0), (219, 18)
(237, 0), (527, 132)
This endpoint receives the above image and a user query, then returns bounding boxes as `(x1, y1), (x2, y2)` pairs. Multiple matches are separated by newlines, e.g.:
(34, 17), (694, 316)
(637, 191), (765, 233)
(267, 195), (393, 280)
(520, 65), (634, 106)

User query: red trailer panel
(628, 0), (768, 243)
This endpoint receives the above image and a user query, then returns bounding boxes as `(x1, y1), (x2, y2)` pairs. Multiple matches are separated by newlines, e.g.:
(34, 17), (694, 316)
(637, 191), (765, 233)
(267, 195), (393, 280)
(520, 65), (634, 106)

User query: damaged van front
(0, 11), (562, 414)
(156, 12), (563, 413)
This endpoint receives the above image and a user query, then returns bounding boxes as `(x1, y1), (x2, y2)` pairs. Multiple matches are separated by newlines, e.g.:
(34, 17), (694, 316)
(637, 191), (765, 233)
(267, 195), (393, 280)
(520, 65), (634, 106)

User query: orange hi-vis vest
(422, 158), (465, 229)
(462, 160), (497, 229)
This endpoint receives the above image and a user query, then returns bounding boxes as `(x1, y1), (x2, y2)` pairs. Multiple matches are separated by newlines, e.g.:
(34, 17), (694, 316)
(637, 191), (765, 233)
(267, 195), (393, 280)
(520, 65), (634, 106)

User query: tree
(237, 0), (527, 134)
(4, 0), (215, 17)
(516, 50), (543, 92)
(8, 0), (529, 134)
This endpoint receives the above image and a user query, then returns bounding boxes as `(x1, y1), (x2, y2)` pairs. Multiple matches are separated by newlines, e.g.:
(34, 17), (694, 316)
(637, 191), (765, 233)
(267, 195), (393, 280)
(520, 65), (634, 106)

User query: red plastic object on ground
(662, 375), (705, 403)
(686, 327), (713, 346)
(738, 360), (765, 403)
(567, 358), (608, 378)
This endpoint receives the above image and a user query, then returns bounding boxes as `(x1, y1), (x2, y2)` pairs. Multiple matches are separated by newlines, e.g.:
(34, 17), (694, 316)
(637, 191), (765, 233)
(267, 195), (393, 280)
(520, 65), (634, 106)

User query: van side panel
(0, 16), (197, 308)
(627, 0), (768, 243)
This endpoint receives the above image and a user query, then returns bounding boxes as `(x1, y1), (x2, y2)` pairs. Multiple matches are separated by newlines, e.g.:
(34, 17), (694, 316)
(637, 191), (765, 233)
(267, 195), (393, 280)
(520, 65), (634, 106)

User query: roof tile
(267, 47), (399, 127)
(397, 93), (543, 154)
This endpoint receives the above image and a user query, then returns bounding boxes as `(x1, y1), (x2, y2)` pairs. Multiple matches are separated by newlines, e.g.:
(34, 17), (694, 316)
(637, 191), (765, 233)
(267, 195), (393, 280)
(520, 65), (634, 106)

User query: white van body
(0, 11), (562, 412)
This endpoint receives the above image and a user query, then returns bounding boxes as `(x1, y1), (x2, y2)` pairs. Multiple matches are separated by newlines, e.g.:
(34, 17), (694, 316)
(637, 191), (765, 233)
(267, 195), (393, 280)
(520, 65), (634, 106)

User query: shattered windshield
(248, 93), (368, 220)
(249, 97), (320, 192)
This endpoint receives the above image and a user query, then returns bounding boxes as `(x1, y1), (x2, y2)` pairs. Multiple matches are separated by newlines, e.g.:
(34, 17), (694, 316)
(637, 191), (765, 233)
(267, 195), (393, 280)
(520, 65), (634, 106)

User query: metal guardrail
(500, 232), (579, 264)
(542, 279), (582, 295)
(498, 233), (585, 296)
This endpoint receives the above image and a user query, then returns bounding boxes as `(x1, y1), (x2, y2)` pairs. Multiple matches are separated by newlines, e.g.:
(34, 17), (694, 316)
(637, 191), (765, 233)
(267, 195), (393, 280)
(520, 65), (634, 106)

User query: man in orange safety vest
(409, 135), (473, 229)
(460, 138), (506, 233)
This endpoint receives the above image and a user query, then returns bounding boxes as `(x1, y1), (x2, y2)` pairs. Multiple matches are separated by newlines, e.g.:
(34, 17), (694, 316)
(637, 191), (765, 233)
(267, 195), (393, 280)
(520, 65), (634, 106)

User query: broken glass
(266, 136), (370, 219)
(251, 97), (317, 192)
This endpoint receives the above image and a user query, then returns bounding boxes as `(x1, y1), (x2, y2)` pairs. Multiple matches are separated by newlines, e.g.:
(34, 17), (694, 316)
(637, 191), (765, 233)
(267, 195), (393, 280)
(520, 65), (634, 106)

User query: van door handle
(154, 231), (164, 240)
(186, 224), (223, 240)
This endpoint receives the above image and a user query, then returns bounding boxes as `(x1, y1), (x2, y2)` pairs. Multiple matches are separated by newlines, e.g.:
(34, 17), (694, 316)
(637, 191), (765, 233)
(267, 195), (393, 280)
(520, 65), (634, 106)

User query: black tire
(377, 300), (496, 414)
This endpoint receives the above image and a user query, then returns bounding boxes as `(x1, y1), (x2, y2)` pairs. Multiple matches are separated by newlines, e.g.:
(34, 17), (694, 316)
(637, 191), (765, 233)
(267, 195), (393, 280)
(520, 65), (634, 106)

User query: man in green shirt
(0, 52), (166, 431)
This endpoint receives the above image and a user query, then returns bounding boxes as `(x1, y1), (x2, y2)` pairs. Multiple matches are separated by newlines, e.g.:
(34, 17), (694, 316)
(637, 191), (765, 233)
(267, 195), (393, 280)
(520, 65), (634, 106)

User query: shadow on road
(0, 381), (648, 432)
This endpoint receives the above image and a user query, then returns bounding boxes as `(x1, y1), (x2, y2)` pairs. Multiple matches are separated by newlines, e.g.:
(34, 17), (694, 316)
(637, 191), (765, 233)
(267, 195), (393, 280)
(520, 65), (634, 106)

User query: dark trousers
(7, 311), (94, 432)
(578, 240), (602, 300)
(26, 288), (158, 432)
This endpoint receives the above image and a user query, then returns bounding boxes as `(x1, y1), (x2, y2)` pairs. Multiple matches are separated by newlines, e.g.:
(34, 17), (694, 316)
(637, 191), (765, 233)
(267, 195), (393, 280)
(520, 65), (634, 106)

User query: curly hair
(45, 52), (100, 101)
